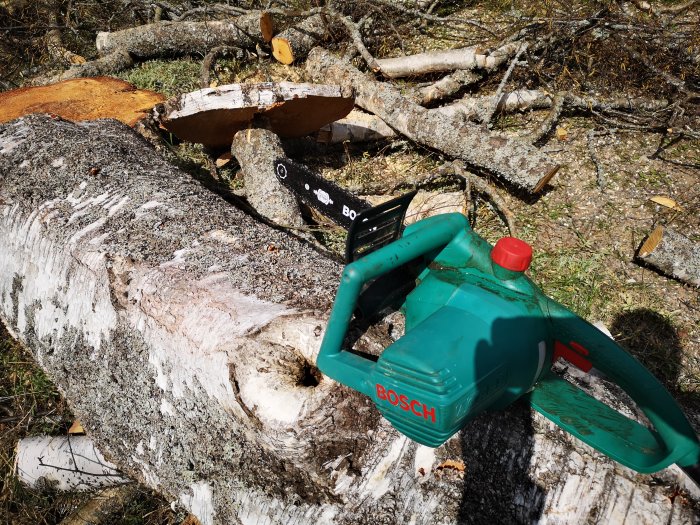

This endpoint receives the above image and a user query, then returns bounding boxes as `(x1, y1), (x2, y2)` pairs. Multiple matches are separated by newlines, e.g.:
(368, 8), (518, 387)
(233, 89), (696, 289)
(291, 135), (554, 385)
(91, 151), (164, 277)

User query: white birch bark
(0, 115), (698, 525)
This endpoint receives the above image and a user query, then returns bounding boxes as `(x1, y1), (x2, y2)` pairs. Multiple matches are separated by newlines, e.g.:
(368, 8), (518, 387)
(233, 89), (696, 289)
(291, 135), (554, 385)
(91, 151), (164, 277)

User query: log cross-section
(0, 115), (697, 524)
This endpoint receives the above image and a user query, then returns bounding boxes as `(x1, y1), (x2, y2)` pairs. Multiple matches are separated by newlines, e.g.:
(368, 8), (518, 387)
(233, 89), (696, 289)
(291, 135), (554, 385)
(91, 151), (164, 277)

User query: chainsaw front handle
(317, 213), (469, 396)
(529, 299), (700, 473)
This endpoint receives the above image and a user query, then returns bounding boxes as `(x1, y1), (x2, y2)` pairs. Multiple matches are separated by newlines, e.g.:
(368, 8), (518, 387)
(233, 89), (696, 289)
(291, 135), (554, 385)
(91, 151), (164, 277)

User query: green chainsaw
(274, 159), (700, 483)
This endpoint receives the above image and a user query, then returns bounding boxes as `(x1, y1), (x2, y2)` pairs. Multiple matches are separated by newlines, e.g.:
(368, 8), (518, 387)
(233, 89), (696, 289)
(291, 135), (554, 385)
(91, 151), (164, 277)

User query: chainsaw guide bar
(274, 159), (416, 263)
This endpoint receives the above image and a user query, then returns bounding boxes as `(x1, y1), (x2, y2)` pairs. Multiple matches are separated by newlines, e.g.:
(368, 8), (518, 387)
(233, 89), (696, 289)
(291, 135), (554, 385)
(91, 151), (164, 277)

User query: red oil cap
(491, 237), (532, 272)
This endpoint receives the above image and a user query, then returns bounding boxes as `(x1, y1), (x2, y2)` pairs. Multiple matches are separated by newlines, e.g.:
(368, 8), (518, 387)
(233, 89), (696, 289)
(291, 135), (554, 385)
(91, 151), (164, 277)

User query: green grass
(118, 59), (202, 98)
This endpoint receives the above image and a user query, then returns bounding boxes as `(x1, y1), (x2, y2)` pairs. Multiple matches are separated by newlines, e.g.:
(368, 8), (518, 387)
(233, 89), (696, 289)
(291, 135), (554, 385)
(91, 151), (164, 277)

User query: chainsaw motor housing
(318, 212), (700, 476)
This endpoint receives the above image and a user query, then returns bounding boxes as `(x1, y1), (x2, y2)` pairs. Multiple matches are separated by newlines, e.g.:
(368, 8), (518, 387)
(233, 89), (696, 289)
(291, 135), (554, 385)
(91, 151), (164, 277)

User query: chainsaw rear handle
(529, 299), (700, 473)
(318, 213), (469, 396)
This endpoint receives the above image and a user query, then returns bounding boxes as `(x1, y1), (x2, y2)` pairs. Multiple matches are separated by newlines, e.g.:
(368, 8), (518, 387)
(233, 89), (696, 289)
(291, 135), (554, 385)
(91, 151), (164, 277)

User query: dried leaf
(68, 420), (85, 435)
(215, 152), (231, 168)
(437, 459), (465, 472)
(649, 196), (678, 209)
(555, 126), (568, 141)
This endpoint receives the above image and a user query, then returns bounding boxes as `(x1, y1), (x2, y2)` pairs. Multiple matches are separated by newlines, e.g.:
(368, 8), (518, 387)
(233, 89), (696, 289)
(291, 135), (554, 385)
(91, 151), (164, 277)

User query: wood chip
(68, 420), (85, 435)
(437, 459), (465, 472)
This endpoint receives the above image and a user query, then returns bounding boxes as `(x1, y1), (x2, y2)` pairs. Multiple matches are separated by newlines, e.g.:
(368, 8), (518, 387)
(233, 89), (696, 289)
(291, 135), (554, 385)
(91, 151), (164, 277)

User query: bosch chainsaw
(274, 159), (700, 482)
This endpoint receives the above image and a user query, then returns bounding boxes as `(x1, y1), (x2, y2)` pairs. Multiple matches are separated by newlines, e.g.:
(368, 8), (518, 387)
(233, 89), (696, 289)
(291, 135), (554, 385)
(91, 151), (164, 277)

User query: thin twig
(366, 0), (495, 35)
(529, 91), (566, 144)
(587, 129), (605, 190)
(200, 45), (245, 88)
(483, 44), (528, 126)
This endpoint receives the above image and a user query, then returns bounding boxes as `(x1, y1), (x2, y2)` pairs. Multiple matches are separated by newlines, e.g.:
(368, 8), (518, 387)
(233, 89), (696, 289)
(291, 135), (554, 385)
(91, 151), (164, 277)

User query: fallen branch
(306, 48), (560, 194)
(637, 226), (700, 286)
(200, 46), (246, 88)
(95, 11), (272, 57)
(437, 89), (670, 123)
(374, 41), (523, 79)
(31, 50), (134, 85)
(482, 44), (528, 125)
(529, 91), (567, 144)
(411, 69), (481, 105)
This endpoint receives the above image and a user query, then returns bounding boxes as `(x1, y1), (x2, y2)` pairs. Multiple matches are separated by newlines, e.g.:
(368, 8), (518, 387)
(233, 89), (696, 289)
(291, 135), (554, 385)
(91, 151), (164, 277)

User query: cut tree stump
(306, 48), (559, 194)
(157, 82), (354, 149)
(1, 115), (698, 524)
(231, 128), (305, 227)
(0, 77), (164, 127)
(637, 226), (700, 286)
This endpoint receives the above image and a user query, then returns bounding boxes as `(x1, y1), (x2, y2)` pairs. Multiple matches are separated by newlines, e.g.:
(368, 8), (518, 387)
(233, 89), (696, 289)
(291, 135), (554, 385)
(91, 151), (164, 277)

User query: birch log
(374, 42), (523, 79)
(306, 48), (560, 194)
(1, 115), (698, 524)
(637, 226), (700, 286)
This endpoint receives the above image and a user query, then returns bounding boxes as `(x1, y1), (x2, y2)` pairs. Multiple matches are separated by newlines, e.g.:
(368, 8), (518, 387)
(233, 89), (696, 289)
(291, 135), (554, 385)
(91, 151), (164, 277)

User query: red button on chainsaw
(491, 237), (532, 272)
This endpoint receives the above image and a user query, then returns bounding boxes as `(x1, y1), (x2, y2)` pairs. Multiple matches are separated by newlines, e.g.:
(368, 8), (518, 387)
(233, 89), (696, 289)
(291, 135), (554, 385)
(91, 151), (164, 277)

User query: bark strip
(637, 226), (700, 286)
(306, 48), (559, 194)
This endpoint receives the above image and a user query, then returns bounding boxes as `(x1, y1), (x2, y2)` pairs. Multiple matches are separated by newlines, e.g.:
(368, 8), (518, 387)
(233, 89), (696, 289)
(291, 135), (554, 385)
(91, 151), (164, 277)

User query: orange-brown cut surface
(0, 77), (165, 127)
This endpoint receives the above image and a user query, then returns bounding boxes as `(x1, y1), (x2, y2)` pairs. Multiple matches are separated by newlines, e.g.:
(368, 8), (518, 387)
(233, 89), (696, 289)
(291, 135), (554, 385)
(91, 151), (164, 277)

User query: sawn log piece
(157, 82), (354, 149)
(33, 12), (272, 85)
(0, 77), (164, 127)
(306, 48), (560, 194)
(637, 226), (700, 286)
(0, 115), (698, 524)
(271, 14), (329, 65)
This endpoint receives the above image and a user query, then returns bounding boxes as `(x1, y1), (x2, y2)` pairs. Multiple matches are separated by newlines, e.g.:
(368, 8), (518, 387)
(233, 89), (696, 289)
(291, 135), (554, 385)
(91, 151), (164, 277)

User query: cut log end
(637, 225), (700, 286)
(638, 225), (664, 257)
(260, 12), (274, 43)
(271, 37), (294, 65)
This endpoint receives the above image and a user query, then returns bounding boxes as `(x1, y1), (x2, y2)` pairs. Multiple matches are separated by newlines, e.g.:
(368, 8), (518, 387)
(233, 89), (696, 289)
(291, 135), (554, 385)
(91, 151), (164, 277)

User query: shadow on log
(0, 115), (698, 524)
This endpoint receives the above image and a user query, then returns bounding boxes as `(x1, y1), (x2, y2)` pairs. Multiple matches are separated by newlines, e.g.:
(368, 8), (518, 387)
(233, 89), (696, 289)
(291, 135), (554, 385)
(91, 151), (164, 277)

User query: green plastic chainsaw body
(317, 213), (700, 475)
